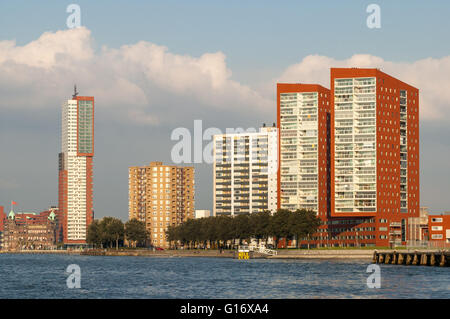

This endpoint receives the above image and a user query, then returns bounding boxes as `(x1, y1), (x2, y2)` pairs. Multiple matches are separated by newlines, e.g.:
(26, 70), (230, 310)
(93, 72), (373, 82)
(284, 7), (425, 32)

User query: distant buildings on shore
(0, 207), (58, 250)
(0, 87), (95, 250)
(2, 68), (450, 251)
(122, 68), (448, 248)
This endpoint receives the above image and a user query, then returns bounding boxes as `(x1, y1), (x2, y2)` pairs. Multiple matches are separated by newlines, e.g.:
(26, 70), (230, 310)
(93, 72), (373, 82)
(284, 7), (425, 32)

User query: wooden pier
(373, 250), (449, 267)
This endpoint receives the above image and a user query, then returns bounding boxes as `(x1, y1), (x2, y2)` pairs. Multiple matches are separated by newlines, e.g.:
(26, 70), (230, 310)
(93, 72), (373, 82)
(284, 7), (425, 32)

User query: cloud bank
(0, 27), (450, 124)
(0, 27), (271, 125)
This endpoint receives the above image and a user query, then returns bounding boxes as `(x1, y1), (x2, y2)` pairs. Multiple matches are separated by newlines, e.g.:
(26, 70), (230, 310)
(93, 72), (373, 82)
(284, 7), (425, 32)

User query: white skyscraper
(58, 88), (94, 245)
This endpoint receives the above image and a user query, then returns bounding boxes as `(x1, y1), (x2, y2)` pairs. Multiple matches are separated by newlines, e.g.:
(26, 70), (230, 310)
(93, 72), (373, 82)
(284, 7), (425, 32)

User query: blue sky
(2, 1), (450, 65)
(0, 1), (450, 218)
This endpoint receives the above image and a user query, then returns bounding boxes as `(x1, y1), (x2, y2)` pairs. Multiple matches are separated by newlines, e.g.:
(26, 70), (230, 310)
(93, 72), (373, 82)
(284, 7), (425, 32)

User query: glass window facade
(334, 77), (377, 213)
(78, 100), (93, 154)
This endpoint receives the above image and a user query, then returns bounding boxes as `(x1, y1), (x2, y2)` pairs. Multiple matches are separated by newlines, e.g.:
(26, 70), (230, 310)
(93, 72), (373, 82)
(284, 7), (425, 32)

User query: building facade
(0, 205), (4, 232)
(330, 68), (420, 247)
(128, 161), (195, 248)
(277, 83), (375, 248)
(277, 84), (330, 218)
(408, 206), (430, 242)
(213, 126), (278, 216)
(428, 213), (450, 243)
(58, 89), (94, 246)
(0, 206), (4, 248)
(195, 210), (212, 219)
(275, 68), (420, 248)
(1, 209), (57, 250)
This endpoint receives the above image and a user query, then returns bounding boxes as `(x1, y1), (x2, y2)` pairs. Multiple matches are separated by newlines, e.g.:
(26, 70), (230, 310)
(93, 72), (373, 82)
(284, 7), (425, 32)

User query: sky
(1, 1), (450, 219)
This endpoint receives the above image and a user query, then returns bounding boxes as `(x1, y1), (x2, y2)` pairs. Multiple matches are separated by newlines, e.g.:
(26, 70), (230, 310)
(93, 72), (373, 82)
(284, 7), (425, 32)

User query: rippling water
(0, 254), (448, 298)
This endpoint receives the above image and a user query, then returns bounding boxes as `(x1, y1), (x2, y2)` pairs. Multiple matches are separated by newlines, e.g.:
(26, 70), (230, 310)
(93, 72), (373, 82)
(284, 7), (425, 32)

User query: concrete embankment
(0, 250), (80, 255)
(1, 249), (375, 260)
(80, 249), (374, 260)
(269, 249), (374, 260)
(81, 249), (238, 258)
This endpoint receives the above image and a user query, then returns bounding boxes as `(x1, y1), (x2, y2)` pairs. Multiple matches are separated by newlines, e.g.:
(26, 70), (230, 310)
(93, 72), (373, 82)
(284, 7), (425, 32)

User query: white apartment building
(278, 84), (330, 218)
(333, 76), (378, 213)
(213, 126), (278, 216)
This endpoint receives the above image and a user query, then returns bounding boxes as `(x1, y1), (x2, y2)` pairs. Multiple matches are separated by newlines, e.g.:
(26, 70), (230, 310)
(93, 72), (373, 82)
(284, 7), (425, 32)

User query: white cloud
(275, 54), (450, 121)
(0, 27), (271, 125)
(0, 28), (94, 68)
(1, 29), (449, 124)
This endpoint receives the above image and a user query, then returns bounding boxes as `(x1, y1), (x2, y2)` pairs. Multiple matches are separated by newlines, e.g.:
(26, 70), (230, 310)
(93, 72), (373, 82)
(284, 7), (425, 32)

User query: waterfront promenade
(1, 248), (374, 259)
(4, 248), (450, 263)
(81, 248), (374, 259)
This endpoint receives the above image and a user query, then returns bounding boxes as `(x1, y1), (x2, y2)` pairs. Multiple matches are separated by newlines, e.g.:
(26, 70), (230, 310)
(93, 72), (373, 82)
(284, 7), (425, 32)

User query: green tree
(302, 209), (322, 248)
(87, 219), (102, 248)
(166, 225), (177, 248)
(232, 214), (251, 246)
(271, 209), (293, 248)
(206, 216), (220, 249)
(99, 217), (124, 250)
(125, 218), (148, 247)
(287, 209), (322, 248)
(249, 211), (272, 245)
(107, 218), (125, 250)
(164, 209), (321, 251)
(216, 216), (233, 249)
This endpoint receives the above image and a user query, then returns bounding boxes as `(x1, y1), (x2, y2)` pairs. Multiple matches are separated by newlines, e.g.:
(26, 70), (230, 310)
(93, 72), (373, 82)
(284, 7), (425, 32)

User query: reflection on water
(0, 254), (448, 299)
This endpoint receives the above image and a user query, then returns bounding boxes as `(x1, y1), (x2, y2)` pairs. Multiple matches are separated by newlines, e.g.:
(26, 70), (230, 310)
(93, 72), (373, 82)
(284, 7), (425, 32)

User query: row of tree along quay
(166, 209), (321, 250)
(87, 217), (148, 249)
(86, 209), (321, 250)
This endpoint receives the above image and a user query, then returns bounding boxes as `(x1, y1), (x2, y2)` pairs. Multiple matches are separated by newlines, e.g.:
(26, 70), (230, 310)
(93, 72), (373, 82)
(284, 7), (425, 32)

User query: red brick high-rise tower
(58, 87), (94, 246)
(277, 68), (419, 248)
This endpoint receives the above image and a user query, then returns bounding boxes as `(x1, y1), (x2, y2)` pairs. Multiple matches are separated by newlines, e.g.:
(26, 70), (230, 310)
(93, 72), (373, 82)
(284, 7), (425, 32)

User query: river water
(0, 254), (448, 298)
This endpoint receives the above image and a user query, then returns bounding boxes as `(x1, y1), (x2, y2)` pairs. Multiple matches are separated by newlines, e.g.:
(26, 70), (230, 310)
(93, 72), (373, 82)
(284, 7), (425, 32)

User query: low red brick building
(1, 209), (58, 251)
(428, 212), (450, 244)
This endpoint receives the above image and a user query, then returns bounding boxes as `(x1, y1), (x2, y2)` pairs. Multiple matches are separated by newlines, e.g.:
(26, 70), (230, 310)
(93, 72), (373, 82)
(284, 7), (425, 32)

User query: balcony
(335, 96), (353, 103)
(335, 120), (354, 128)
(355, 120), (376, 127)
(336, 137), (353, 143)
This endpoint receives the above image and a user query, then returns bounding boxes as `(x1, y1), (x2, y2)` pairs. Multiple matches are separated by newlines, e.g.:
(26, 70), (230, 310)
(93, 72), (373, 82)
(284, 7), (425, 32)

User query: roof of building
(428, 212), (450, 216)
(48, 211), (56, 221)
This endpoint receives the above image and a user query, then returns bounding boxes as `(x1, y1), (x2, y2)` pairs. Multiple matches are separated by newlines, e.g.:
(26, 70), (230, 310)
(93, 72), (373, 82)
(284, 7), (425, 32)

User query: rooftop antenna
(72, 84), (79, 99)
